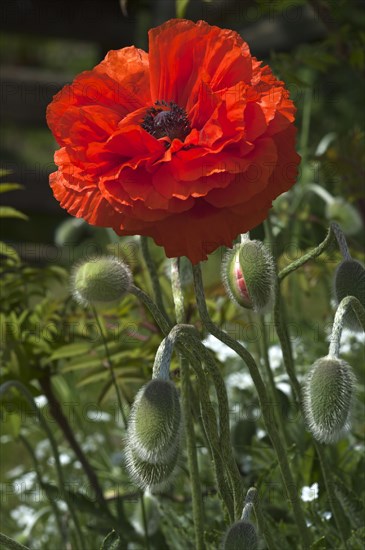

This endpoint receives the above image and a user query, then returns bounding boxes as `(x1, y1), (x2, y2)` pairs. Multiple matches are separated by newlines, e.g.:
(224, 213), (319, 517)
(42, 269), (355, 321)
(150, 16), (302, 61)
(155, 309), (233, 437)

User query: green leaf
(0, 241), (20, 263)
(48, 343), (91, 362)
(0, 207), (28, 221)
(0, 183), (24, 194)
(101, 530), (123, 550)
(176, 0), (190, 18)
(0, 169), (13, 178)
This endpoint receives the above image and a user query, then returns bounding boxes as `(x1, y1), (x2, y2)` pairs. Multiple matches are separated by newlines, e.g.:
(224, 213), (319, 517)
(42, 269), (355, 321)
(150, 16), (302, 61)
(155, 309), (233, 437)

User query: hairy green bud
(125, 443), (178, 491)
(127, 379), (181, 463)
(72, 256), (132, 305)
(222, 238), (275, 313)
(303, 356), (356, 444)
(334, 260), (365, 331)
(223, 520), (258, 550)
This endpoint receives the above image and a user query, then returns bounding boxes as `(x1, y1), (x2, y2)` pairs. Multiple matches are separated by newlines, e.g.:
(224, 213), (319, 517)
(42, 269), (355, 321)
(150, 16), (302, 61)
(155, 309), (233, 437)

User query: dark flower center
(142, 100), (191, 143)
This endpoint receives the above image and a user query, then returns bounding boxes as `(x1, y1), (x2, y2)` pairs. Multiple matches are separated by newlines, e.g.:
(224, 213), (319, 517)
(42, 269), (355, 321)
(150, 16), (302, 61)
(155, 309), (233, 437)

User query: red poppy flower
(47, 19), (300, 264)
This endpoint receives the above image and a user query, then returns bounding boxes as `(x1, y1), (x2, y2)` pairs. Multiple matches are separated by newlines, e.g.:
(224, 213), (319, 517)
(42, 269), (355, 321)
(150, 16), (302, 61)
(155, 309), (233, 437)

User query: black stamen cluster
(142, 100), (191, 144)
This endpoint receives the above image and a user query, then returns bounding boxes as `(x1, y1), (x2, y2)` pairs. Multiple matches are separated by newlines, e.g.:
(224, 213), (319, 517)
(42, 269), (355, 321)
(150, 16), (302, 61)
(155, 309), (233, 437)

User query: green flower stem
(329, 296), (365, 357)
(180, 355), (206, 550)
(0, 381), (85, 550)
(192, 263), (312, 549)
(131, 284), (234, 518)
(170, 259), (205, 550)
(266, 219), (352, 547)
(140, 493), (151, 550)
(91, 306), (128, 429)
(19, 434), (66, 545)
(259, 314), (289, 446)
(0, 532), (31, 550)
(278, 223), (336, 282)
(140, 236), (170, 322)
(183, 327), (244, 520)
(331, 222), (352, 260)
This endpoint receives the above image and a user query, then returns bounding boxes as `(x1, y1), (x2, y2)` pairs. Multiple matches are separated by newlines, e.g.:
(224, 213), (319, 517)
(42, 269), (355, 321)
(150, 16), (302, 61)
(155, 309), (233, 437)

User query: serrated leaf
(0, 207), (28, 220)
(101, 530), (123, 550)
(0, 183), (24, 193)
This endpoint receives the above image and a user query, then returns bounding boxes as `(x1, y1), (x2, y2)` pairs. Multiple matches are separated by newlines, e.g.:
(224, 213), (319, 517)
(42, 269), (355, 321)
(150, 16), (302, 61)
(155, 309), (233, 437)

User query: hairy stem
(140, 236), (170, 322)
(192, 264), (312, 549)
(329, 296), (365, 357)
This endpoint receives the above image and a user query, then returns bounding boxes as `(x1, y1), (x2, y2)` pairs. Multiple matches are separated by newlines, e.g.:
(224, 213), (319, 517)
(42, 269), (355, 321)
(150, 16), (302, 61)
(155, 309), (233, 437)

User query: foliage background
(1, 1), (364, 549)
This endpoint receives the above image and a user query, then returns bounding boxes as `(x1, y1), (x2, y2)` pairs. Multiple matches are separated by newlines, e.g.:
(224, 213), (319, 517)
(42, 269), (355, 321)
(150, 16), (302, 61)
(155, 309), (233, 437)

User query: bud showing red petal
(303, 356), (356, 444)
(334, 259), (365, 331)
(71, 256), (132, 306)
(222, 238), (275, 313)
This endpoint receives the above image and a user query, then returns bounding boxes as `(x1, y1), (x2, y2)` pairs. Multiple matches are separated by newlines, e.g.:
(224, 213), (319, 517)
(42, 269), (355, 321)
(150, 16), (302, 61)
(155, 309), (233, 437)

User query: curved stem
(329, 296), (365, 357)
(192, 263), (312, 549)
(0, 533), (30, 550)
(278, 223), (336, 282)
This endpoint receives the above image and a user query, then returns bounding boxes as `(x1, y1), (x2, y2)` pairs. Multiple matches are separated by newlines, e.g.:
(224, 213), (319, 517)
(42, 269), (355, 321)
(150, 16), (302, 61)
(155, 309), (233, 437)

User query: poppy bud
(326, 198), (362, 236)
(71, 256), (132, 306)
(222, 238), (275, 313)
(223, 519), (258, 550)
(334, 260), (365, 331)
(125, 441), (179, 491)
(303, 356), (356, 444)
(127, 379), (181, 463)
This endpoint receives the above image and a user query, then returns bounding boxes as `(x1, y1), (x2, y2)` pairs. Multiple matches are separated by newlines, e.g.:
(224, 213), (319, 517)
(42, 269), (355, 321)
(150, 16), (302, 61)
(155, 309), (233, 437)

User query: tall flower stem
(192, 264), (312, 549)
(130, 285), (235, 519)
(171, 258), (205, 550)
(91, 306), (128, 429)
(140, 236), (170, 322)
(265, 218), (352, 547)
(0, 532), (31, 550)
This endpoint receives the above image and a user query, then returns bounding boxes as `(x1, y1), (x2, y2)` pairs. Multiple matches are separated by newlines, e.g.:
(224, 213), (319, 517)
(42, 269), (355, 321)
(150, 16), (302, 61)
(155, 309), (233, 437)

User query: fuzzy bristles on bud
(334, 260), (365, 331)
(71, 256), (132, 306)
(222, 239), (275, 313)
(127, 379), (181, 463)
(303, 356), (356, 444)
(223, 520), (258, 550)
(125, 443), (179, 491)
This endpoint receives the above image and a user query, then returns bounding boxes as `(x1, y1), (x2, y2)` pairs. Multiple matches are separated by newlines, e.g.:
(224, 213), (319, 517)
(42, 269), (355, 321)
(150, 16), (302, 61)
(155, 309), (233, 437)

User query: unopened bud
(125, 442), (179, 491)
(303, 356), (356, 444)
(127, 379), (181, 463)
(223, 519), (258, 550)
(71, 256), (132, 305)
(222, 238), (275, 313)
(334, 260), (365, 331)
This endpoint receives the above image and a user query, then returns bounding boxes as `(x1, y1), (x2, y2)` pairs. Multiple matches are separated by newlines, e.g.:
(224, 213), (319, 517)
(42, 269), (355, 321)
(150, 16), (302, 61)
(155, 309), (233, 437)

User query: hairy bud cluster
(71, 256), (132, 306)
(334, 259), (365, 331)
(302, 356), (356, 444)
(125, 379), (181, 490)
(222, 238), (275, 313)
